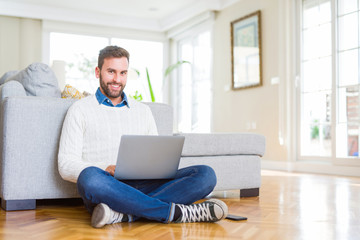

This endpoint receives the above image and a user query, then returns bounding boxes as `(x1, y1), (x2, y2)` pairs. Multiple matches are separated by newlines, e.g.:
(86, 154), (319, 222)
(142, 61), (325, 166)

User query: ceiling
(0, 0), (241, 32)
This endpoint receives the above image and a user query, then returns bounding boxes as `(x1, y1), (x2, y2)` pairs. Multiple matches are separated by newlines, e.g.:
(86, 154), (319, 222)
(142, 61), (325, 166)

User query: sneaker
(174, 199), (228, 223)
(91, 203), (131, 228)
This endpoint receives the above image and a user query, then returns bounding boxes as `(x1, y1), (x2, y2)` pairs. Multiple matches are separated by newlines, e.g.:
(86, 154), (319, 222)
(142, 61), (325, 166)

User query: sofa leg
(1, 199), (36, 211)
(240, 188), (259, 197)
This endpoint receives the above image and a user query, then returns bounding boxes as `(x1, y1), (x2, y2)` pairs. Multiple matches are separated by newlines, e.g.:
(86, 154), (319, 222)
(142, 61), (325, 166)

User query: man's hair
(98, 46), (130, 69)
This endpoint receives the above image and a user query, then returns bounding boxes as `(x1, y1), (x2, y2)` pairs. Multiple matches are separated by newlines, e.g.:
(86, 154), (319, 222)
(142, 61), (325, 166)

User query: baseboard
(261, 160), (360, 177)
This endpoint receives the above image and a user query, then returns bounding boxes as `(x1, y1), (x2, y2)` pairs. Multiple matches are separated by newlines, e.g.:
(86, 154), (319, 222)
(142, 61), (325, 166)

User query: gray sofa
(0, 63), (265, 211)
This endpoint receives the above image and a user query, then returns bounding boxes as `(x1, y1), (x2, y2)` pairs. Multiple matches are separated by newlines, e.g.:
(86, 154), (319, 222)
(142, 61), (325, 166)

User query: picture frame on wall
(231, 10), (262, 90)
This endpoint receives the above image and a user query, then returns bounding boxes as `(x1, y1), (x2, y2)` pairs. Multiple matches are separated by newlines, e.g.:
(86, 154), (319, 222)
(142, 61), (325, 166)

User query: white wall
(0, 16), (42, 75)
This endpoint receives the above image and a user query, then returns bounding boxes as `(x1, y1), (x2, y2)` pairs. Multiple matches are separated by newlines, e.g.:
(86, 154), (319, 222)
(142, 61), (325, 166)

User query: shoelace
(178, 202), (213, 223)
(110, 211), (125, 224)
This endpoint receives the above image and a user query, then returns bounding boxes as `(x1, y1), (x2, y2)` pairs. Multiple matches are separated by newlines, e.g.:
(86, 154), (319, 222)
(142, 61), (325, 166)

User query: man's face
(96, 57), (129, 103)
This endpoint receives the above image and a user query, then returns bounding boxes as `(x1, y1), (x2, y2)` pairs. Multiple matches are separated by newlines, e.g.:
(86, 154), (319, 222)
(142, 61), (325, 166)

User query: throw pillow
(5, 63), (61, 97)
(61, 84), (85, 99)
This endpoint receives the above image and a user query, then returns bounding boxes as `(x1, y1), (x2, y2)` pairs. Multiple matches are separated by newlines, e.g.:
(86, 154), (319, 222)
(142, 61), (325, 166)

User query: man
(58, 45), (228, 228)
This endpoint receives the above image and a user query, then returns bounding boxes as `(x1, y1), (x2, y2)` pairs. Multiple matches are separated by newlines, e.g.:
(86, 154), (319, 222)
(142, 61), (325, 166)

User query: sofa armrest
(0, 96), (78, 200)
(0, 80), (27, 102)
(179, 133), (266, 157)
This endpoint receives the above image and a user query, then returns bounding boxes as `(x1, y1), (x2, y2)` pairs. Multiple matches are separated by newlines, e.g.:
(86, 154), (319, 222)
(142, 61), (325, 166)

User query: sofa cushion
(0, 70), (19, 85)
(5, 63), (61, 97)
(180, 133), (266, 157)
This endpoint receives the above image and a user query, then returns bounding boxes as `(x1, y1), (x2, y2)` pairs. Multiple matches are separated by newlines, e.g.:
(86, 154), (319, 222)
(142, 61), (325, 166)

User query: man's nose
(113, 73), (122, 82)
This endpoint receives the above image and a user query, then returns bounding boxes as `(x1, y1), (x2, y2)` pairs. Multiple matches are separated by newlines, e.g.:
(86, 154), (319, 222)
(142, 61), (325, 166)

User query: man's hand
(105, 165), (116, 176)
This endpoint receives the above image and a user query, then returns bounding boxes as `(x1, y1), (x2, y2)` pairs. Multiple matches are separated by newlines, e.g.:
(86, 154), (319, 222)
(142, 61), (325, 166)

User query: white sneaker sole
(91, 203), (110, 228)
(207, 199), (228, 221)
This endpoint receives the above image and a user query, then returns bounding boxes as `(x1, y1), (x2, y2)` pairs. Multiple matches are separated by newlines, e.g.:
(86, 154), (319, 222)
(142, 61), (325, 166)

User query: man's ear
(95, 67), (100, 78)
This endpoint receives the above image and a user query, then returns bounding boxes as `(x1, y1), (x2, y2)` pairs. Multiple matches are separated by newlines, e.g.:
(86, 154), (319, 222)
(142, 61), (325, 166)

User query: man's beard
(99, 74), (125, 99)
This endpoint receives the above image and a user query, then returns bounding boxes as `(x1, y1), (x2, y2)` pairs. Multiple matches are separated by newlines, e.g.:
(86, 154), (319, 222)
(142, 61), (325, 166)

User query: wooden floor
(1, 170), (359, 240)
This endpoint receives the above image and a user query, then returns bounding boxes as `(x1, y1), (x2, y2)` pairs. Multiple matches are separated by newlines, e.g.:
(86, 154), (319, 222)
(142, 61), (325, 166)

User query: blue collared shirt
(95, 88), (130, 108)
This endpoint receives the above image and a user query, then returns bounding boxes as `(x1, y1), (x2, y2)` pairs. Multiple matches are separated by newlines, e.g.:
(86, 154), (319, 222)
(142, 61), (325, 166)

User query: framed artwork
(231, 10), (262, 90)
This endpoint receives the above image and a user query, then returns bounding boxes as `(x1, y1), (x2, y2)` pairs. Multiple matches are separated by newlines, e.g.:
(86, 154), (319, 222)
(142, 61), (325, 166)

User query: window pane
(303, 0), (331, 27)
(337, 86), (360, 158)
(301, 91), (332, 157)
(320, 0), (331, 23)
(301, 123), (332, 156)
(176, 31), (212, 133)
(318, 23), (332, 56)
(319, 0), (332, 23)
(337, 123), (359, 157)
(338, 0), (358, 15)
(338, 86), (360, 158)
(338, 13), (359, 51)
(302, 92), (331, 124)
(338, 86), (360, 124)
(178, 41), (193, 133)
(303, 0), (320, 28)
(192, 31), (211, 132)
(338, 49), (359, 86)
(50, 33), (108, 93)
(303, 57), (332, 92)
(303, 27), (318, 60)
(303, 24), (331, 60)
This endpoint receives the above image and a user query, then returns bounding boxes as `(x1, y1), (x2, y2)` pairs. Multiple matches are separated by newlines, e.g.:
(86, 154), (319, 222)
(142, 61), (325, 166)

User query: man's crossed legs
(77, 165), (228, 228)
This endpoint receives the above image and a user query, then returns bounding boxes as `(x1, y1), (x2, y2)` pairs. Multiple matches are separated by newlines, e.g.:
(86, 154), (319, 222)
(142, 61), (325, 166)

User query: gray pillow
(0, 70), (19, 85)
(5, 63), (61, 97)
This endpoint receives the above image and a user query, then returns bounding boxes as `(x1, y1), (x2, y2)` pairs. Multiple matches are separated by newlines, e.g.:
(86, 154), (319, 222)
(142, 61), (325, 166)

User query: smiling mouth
(109, 84), (122, 90)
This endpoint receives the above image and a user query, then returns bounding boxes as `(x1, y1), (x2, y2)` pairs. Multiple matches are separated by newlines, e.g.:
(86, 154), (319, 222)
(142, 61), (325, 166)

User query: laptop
(114, 135), (185, 180)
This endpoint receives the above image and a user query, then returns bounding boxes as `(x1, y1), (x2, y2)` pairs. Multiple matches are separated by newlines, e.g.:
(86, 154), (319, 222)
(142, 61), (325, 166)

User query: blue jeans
(77, 165), (217, 223)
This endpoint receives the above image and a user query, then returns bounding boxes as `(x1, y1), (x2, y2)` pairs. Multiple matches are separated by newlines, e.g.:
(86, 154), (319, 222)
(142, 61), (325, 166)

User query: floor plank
(0, 170), (359, 240)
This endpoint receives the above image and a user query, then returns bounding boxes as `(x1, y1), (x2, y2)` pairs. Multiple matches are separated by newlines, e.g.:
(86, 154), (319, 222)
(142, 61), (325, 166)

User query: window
(50, 32), (108, 93)
(299, 0), (360, 163)
(175, 30), (212, 133)
(111, 38), (163, 102)
(50, 32), (163, 101)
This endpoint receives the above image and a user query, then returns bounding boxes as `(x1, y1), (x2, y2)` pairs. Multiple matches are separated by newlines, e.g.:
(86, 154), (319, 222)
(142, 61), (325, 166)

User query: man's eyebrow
(106, 68), (127, 73)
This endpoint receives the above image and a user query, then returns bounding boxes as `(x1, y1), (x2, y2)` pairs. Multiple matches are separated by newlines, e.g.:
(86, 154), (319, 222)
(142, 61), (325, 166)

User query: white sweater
(58, 95), (158, 183)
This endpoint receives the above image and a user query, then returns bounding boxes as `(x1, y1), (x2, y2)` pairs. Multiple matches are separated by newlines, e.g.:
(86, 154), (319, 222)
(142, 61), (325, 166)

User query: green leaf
(146, 67), (155, 102)
(129, 91), (143, 102)
(164, 60), (191, 77)
(132, 68), (140, 77)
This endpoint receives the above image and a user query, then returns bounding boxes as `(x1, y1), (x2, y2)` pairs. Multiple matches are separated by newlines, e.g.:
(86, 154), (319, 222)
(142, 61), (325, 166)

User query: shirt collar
(95, 88), (130, 108)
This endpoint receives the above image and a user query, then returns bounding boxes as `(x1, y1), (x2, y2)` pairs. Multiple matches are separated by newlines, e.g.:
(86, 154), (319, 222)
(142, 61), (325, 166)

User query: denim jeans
(77, 165), (217, 223)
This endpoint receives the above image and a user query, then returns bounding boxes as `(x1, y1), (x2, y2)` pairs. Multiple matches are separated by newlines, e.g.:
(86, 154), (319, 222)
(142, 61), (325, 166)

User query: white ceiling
(0, 0), (241, 31)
